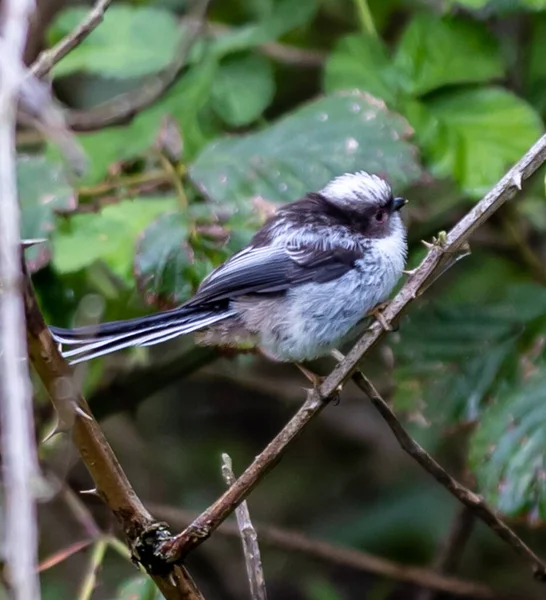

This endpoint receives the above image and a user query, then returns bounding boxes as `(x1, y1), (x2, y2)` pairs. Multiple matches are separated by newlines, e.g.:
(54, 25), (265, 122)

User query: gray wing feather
(186, 244), (363, 305)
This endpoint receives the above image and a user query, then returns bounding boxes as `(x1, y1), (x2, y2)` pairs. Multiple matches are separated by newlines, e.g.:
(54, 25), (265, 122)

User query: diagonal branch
(158, 134), (546, 569)
(66, 0), (212, 131)
(30, 0), (113, 78)
(350, 369), (546, 580)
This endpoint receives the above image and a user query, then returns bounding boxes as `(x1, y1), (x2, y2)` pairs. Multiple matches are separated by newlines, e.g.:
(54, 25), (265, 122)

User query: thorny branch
(16, 0), (546, 589)
(23, 267), (205, 600)
(0, 1), (42, 599)
(159, 134), (546, 576)
(19, 1), (208, 598)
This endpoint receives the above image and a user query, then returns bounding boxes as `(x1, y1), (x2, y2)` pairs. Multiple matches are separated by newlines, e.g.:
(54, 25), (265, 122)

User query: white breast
(373, 223), (407, 275)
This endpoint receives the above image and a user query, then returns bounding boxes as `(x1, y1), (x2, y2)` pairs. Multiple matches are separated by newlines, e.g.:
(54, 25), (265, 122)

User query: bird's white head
(320, 171), (393, 211)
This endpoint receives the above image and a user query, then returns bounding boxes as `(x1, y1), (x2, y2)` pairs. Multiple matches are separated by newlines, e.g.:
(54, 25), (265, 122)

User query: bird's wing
(187, 243), (363, 306)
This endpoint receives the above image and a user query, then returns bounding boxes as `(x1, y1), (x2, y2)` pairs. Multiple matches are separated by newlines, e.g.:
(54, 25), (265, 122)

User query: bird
(50, 171), (408, 367)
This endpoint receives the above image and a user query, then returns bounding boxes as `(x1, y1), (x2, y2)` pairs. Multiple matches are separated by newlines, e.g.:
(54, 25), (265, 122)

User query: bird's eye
(375, 210), (387, 223)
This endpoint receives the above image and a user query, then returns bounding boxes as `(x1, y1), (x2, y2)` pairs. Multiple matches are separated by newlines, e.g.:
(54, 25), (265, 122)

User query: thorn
(21, 238), (47, 249)
(80, 488), (99, 496)
(511, 171), (523, 190)
(74, 405), (92, 421)
(41, 415), (71, 443)
(42, 424), (64, 443)
(421, 239), (435, 249)
(402, 268), (417, 276)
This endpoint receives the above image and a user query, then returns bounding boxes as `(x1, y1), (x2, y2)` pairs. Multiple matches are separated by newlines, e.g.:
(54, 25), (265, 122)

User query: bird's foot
(295, 363), (341, 405)
(367, 301), (392, 332)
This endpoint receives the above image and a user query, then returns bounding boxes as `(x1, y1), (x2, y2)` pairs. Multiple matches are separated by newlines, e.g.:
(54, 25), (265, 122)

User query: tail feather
(50, 307), (235, 364)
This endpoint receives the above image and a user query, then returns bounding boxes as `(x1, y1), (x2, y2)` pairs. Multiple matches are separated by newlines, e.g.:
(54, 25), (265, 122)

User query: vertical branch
(221, 454), (268, 600)
(0, 1), (42, 599)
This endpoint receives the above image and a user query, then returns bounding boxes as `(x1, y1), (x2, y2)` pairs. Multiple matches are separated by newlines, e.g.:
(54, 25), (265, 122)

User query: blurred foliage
(48, 5), (182, 78)
(19, 0), (546, 598)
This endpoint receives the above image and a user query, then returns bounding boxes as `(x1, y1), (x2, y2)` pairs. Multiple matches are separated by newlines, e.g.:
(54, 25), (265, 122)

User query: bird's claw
(367, 302), (392, 332)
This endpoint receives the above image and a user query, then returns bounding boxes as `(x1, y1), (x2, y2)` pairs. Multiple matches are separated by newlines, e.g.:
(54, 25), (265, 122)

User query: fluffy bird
(50, 171), (408, 365)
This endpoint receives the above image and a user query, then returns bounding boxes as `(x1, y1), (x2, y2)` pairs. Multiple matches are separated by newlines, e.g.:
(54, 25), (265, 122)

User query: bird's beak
(393, 197), (408, 211)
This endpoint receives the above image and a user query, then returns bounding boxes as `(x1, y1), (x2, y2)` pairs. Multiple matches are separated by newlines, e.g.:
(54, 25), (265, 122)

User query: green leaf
(450, 0), (546, 10)
(134, 212), (202, 308)
(67, 125), (156, 186)
(469, 360), (546, 522)
(393, 14), (504, 96)
(113, 574), (164, 600)
(129, 58), (219, 164)
(17, 155), (77, 272)
(48, 6), (180, 79)
(394, 284), (546, 425)
(521, 0), (546, 8)
(211, 53), (275, 127)
(57, 60), (218, 186)
(205, 0), (317, 57)
(447, 0), (489, 6)
(255, 0), (317, 38)
(525, 16), (546, 116)
(323, 34), (401, 105)
(51, 198), (178, 281)
(189, 91), (422, 212)
(423, 87), (543, 197)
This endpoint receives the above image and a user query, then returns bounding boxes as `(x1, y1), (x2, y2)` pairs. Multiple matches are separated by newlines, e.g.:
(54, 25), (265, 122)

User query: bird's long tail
(50, 306), (236, 365)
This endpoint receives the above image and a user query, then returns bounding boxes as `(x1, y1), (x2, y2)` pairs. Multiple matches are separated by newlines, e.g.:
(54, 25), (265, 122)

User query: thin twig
(350, 369), (546, 581)
(0, 1), (42, 599)
(187, 18), (326, 68)
(417, 507), (475, 600)
(76, 538), (108, 600)
(158, 134), (546, 569)
(161, 388), (328, 559)
(150, 503), (519, 599)
(38, 540), (94, 573)
(30, 0), (113, 78)
(221, 454), (268, 600)
(66, 0), (212, 131)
